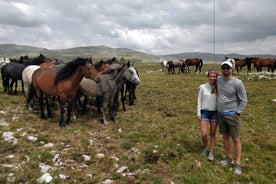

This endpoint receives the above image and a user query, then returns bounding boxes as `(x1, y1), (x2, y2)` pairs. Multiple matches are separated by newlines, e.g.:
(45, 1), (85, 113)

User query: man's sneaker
(220, 157), (233, 165)
(201, 148), (209, 157)
(207, 153), (214, 161)
(234, 164), (242, 175)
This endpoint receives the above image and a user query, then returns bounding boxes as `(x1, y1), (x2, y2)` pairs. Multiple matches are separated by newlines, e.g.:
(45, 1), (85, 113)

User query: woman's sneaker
(220, 157), (233, 165)
(234, 164), (242, 175)
(207, 153), (214, 161)
(201, 148), (209, 157)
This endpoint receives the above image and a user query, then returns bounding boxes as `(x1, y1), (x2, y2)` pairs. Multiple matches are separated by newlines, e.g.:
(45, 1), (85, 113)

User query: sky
(0, 0), (276, 55)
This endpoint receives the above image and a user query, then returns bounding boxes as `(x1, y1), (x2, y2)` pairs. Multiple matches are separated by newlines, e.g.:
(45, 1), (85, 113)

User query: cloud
(0, 0), (275, 55)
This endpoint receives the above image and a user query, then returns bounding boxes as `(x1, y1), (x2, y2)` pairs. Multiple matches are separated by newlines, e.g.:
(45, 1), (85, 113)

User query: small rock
(117, 166), (128, 173)
(192, 160), (201, 169)
(37, 173), (52, 183)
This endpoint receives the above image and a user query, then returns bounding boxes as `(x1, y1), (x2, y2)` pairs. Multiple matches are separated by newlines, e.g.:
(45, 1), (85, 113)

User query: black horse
(1, 54), (48, 95)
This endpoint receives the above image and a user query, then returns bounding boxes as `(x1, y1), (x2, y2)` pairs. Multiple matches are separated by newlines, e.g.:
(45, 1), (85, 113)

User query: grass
(0, 63), (276, 183)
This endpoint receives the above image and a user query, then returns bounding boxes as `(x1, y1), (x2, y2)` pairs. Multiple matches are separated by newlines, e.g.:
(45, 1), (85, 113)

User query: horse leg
(66, 100), (73, 125)
(121, 83), (126, 112)
(14, 80), (18, 95)
(194, 65), (198, 73)
(96, 96), (103, 113)
(38, 91), (46, 119)
(2, 77), (8, 93)
(9, 79), (14, 95)
(59, 100), (66, 127)
(81, 95), (88, 114)
(45, 94), (53, 118)
(21, 80), (24, 94)
(101, 95), (109, 125)
(129, 88), (134, 106)
(110, 94), (117, 122)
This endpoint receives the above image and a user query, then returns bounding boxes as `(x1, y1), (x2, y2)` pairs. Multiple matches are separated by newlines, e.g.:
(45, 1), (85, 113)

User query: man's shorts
(218, 113), (241, 138)
(201, 109), (218, 122)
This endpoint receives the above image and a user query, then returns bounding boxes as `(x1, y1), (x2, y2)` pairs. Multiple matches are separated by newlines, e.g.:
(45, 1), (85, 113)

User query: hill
(0, 44), (275, 63)
(0, 44), (159, 63)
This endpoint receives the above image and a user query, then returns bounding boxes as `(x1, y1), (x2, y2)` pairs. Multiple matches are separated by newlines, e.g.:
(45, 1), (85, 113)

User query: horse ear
(127, 61), (130, 67)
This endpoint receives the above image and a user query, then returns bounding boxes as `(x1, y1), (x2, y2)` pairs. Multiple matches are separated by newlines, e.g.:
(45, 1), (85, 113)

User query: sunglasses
(221, 66), (231, 70)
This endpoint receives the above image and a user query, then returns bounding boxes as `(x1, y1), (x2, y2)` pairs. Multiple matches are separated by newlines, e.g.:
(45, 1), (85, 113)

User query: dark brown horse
(251, 58), (276, 73)
(29, 57), (100, 127)
(233, 57), (254, 73)
(185, 58), (203, 73)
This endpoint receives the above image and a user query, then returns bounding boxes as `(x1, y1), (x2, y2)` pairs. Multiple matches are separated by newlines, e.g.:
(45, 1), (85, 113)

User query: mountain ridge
(0, 43), (275, 63)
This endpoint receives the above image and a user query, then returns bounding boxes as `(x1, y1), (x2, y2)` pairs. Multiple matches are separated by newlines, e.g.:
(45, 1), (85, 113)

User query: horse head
(124, 62), (140, 85)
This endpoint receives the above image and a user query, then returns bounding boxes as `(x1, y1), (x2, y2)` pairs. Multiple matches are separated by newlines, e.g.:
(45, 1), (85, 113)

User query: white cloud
(0, 0), (275, 55)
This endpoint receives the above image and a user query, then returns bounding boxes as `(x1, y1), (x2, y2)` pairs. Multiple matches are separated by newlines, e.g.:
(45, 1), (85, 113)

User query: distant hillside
(0, 44), (159, 63)
(0, 44), (275, 63)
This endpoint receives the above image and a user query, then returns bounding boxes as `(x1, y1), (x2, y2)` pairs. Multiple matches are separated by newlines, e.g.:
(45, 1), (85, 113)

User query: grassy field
(0, 63), (275, 183)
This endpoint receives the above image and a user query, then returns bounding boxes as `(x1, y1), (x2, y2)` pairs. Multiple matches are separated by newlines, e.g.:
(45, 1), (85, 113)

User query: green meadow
(0, 63), (275, 183)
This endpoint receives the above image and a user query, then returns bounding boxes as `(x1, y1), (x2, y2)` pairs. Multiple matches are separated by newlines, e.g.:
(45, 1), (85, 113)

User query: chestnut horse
(185, 58), (203, 73)
(94, 59), (109, 72)
(251, 58), (276, 73)
(29, 57), (100, 127)
(233, 57), (255, 73)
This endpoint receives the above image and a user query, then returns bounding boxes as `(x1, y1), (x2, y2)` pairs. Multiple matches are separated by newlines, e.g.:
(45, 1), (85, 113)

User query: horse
(29, 57), (100, 127)
(115, 63), (140, 112)
(105, 57), (117, 65)
(185, 58), (203, 73)
(159, 58), (168, 72)
(231, 57), (254, 73)
(167, 59), (187, 74)
(1, 54), (48, 95)
(79, 62), (140, 125)
(0, 57), (11, 69)
(122, 66), (140, 108)
(251, 58), (276, 73)
(22, 62), (59, 110)
(94, 59), (109, 72)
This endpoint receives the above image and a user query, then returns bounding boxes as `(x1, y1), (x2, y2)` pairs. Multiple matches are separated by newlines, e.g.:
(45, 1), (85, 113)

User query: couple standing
(197, 60), (248, 175)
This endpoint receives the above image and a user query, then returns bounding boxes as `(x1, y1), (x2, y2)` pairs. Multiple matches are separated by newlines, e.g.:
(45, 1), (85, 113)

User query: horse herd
(160, 57), (276, 74)
(224, 57), (276, 73)
(0, 55), (140, 127)
(159, 58), (203, 74)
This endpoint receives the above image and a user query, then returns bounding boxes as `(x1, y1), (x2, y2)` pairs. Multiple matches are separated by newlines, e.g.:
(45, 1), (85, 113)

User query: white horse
(159, 58), (168, 72)
(224, 57), (236, 73)
(0, 57), (11, 69)
(22, 65), (41, 109)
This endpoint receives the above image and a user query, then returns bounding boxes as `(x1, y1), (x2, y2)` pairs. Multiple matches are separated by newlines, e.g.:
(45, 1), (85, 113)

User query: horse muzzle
(94, 77), (101, 83)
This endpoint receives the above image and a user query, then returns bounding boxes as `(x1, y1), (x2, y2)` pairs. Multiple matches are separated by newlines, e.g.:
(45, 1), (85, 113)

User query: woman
(197, 69), (218, 161)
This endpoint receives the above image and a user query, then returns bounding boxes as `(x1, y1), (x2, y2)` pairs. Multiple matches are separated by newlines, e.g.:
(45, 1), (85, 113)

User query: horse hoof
(102, 121), (109, 125)
(59, 123), (66, 128)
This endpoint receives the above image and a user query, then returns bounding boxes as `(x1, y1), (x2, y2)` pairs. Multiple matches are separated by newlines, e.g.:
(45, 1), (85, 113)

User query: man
(217, 60), (248, 175)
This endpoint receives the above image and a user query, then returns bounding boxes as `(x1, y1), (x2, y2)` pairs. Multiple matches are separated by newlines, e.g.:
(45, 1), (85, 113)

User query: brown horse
(233, 57), (254, 73)
(94, 59), (109, 72)
(30, 57), (100, 127)
(251, 58), (276, 73)
(185, 58), (203, 73)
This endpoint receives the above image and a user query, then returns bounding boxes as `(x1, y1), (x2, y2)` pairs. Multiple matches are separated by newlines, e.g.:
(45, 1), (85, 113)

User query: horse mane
(54, 57), (90, 85)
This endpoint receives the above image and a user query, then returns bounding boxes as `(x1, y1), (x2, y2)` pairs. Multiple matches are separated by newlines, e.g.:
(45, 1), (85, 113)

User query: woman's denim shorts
(201, 109), (218, 122)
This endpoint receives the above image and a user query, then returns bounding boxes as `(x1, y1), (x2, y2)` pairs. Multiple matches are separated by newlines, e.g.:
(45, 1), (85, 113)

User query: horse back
(32, 67), (58, 96)
(253, 58), (275, 67)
